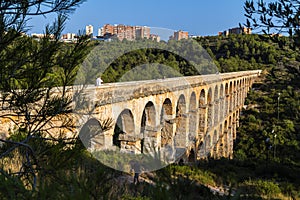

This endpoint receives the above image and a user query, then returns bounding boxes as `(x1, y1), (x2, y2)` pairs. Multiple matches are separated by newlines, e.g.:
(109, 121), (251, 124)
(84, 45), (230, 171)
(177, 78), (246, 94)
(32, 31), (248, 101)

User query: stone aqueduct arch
(81, 70), (261, 160)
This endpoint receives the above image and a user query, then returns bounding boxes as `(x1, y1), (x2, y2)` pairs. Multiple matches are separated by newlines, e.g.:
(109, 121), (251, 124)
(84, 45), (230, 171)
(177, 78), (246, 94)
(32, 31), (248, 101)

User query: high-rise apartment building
(86, 25), (94, 37)
(99, 24), (150, 41)
(170, 30), (189, 41)
(229, 27), (252, 35)
(150, 34), (160, 42)
(98, 28), (103, 37)
(135, 26), (150, 39)
(219, 27), (252, 36)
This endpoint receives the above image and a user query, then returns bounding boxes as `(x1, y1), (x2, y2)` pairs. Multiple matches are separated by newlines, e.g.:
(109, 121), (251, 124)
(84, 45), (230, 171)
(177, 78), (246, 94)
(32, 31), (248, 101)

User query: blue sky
(29, 0), (247, 36)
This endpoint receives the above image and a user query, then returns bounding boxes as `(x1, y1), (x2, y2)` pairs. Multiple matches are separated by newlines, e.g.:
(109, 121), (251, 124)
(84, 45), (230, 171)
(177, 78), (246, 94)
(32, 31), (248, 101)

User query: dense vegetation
(197, 34), (300, 157)
(197, 34), (300, 199)
(76, 38), (217, 85)
(1, 0), (300, 199)
(2, 33), (299, 199)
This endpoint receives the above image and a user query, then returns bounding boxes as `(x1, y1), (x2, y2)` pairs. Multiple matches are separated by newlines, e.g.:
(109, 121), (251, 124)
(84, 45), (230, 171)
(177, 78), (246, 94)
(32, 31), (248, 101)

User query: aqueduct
(78, 70), (262, 162)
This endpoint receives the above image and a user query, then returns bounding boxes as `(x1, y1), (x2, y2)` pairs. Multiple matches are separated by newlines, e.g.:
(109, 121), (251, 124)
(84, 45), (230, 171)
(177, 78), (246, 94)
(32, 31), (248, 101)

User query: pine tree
(0, 0), (91, 192)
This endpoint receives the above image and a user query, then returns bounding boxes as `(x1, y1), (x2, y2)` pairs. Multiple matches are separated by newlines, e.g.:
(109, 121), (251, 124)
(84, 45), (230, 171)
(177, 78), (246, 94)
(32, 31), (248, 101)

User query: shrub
(242, 179), (281, 197)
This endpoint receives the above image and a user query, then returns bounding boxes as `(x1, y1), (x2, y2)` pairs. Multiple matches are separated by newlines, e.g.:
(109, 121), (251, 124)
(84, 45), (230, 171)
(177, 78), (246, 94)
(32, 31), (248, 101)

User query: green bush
(242, 179), (281, 197)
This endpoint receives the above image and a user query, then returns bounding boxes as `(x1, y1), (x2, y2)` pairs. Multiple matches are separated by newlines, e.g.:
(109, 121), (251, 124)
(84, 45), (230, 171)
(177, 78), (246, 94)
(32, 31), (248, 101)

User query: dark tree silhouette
(0, 0), (92, 191)
(244, 0), (300, 38)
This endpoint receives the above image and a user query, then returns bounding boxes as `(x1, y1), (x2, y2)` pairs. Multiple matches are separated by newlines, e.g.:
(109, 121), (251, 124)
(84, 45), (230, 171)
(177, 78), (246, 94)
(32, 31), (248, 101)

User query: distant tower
(86, 25), (94, 37)
(98, 27), (103, 37)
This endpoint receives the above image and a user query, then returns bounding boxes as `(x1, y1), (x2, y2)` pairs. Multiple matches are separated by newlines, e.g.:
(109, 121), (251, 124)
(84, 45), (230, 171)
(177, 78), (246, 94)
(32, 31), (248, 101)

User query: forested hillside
(1, 31), (299, 199)
(196, 34), (300, 161)
(1, 0), (299, 199)
(197, 34), (300, 199)
(197, 34), (298, 71)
